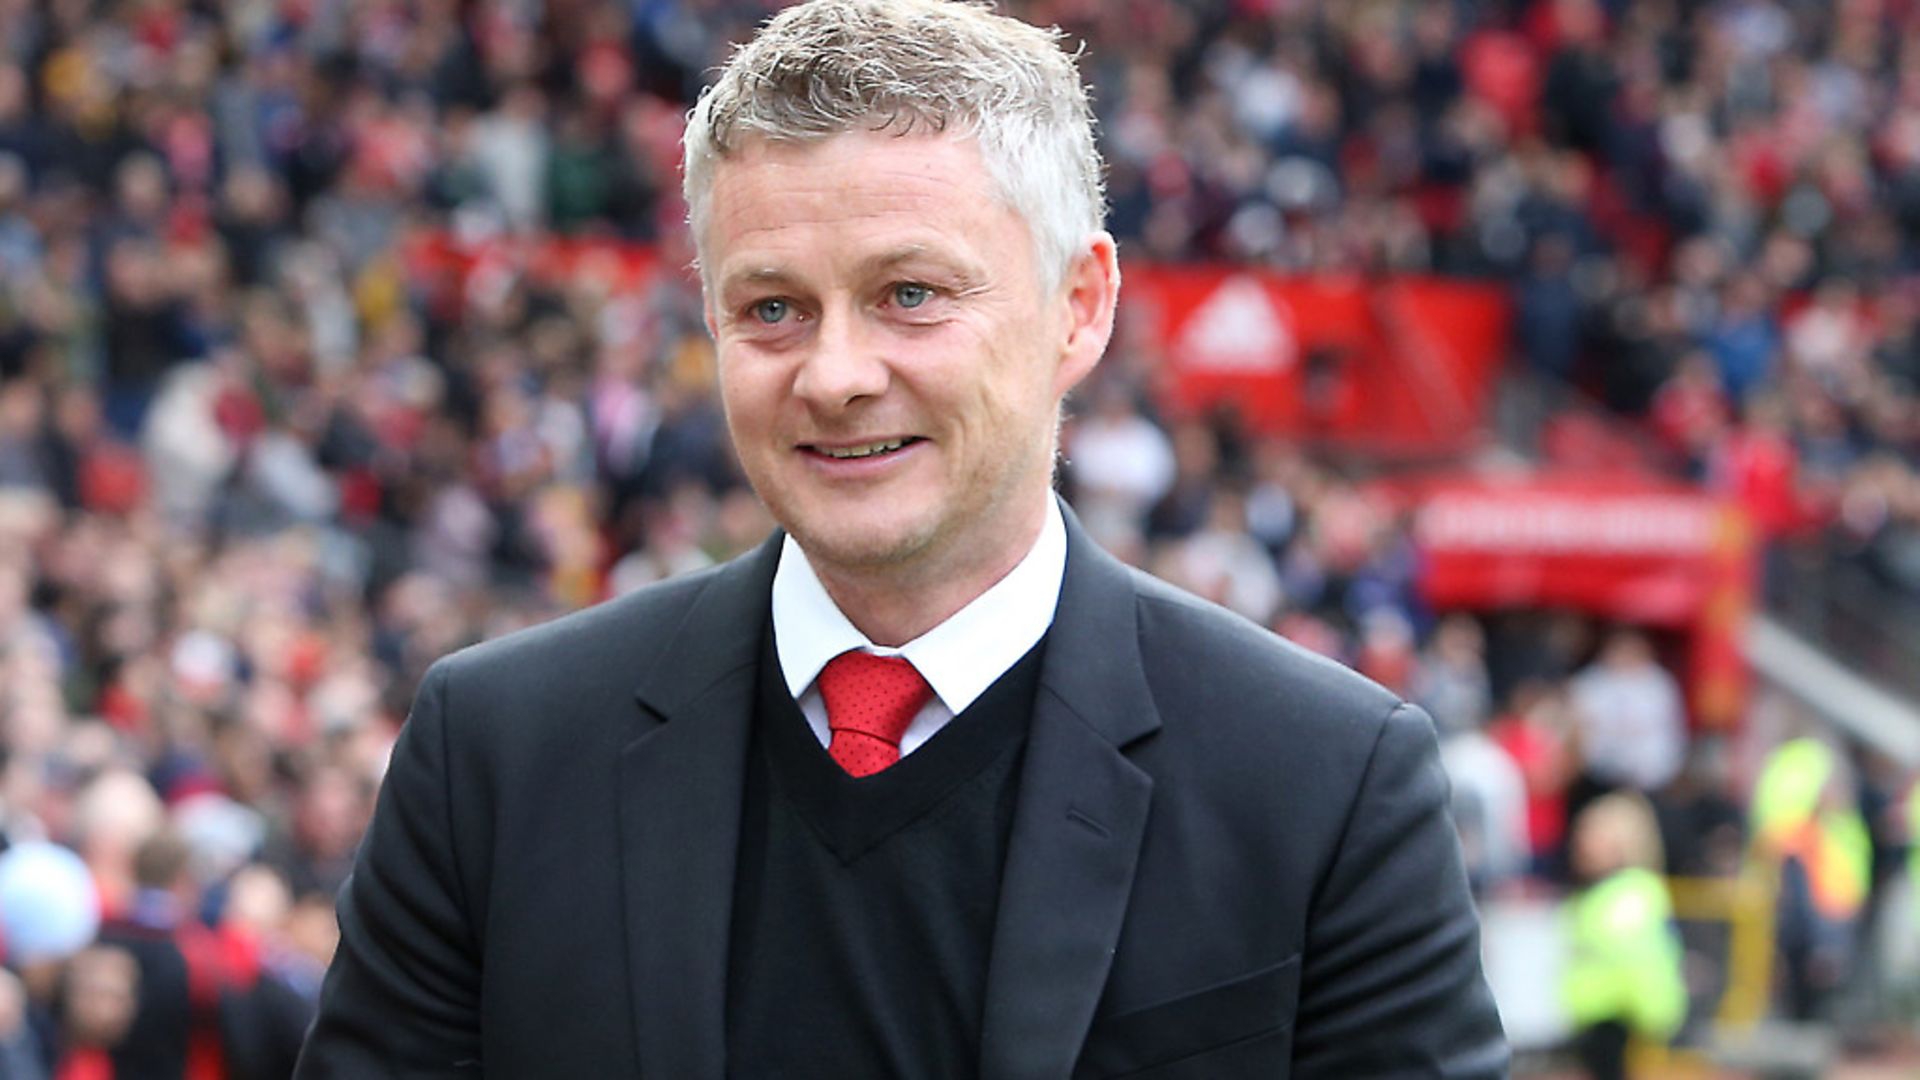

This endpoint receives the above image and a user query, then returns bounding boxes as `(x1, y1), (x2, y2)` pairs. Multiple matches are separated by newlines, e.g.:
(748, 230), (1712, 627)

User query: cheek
(718, 362), (782, 431)
(977, 351), (1058, 434)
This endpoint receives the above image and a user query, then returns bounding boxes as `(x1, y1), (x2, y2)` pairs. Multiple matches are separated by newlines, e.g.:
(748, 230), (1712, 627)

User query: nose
(792, 306), (889, 410)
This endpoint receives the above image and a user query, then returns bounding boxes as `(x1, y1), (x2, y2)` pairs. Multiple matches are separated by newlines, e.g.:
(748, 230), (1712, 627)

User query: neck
(809, 498), (1050, 647)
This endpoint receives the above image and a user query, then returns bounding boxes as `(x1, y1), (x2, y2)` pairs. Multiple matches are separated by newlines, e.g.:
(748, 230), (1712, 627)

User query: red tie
(817, 650), (932, 777)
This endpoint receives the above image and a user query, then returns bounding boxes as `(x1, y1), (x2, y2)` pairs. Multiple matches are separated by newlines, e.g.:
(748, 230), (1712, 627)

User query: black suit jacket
(297, 508), (1508, 1078)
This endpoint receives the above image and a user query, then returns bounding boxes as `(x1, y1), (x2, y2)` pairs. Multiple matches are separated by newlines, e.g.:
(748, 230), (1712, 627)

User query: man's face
(704, 130), (1106, 587)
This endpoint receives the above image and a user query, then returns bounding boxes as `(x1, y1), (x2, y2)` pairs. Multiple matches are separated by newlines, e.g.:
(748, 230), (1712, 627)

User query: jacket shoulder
(426, 562), (729, 706)
(1126, 566), (1404, 732)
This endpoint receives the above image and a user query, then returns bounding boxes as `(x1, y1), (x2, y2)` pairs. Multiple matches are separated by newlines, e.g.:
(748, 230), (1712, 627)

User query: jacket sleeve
(1292, 702), (1510, 1079)
(295, 661), (484, 1078)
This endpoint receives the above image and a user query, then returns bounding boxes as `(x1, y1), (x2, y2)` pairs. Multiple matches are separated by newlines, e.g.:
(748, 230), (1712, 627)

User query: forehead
(702, 130), (1032, 283)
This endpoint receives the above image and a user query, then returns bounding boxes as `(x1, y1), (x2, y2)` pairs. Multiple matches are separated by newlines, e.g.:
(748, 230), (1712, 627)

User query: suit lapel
(979, 507), (1160, 1080)
(617, 538), (778, 1080)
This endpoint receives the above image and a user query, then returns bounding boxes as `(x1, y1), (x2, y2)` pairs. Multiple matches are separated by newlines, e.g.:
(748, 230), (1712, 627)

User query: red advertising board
(1415, 478), (1723, 623)
(1124, 266), (1510, 455)
(1387, 472), (1757, 727)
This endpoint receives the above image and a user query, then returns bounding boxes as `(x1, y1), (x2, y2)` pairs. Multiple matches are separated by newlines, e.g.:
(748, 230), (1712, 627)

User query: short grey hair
(682, 0), (1105, 292)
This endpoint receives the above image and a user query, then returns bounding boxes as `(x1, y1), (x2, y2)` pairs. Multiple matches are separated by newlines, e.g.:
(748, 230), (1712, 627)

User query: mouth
(803, 436), (924, 461)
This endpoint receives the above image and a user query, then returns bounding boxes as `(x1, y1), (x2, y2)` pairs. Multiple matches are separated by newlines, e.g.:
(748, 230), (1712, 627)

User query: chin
(784, 514), (939, 573)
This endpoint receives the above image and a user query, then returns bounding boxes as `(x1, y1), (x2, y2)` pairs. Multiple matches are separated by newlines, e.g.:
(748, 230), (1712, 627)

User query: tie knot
(817, 650), (931, 753)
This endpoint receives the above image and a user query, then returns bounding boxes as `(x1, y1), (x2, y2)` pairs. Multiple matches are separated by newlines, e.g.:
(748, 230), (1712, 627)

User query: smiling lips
(805, 437), (923, 460)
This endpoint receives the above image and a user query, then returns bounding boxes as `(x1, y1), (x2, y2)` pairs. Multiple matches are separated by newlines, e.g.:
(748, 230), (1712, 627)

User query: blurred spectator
(1145, 419), (1219, 541)
(1568, 629), (1688, 795)
(57, 945), (140, 1080)
(260, 766), (371, 906)
(1413, 613), (1493, 737)
(1155, 489), (1284, 625)
(1712, 393), (1818, 539)
(1706, 274), (1781, 407)
(1649, 351), (1732, 480)
(1750, 736), (1872, 1021)
(1654, 739), (1746, 880)
(1488, 679), (1577, 881)
(1063, 383), (1174, 552)
(1441, 721), (1530, 896)
(1514, 234), (1581, 385)
(1561, 792), (1688, 1080)
(71, 770), (164, 921)
(0, 967), (41, 1080)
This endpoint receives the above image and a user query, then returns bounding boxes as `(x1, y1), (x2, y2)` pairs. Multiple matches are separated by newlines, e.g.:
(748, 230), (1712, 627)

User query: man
(297, 2), (1508, 1076)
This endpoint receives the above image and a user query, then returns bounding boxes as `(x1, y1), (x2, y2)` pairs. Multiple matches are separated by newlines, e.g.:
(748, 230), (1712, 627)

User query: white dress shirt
(771, 498), (1067, 758)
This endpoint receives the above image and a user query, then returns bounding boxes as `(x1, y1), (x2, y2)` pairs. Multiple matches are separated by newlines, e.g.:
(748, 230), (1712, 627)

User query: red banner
(1385, 472), (1757, 727)
(1415, 484), (1721, 624)
(1124, 267), (1510, 455)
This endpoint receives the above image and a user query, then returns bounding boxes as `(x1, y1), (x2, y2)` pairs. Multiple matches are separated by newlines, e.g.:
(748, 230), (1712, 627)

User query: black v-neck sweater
(723, 628), (1045, 1078)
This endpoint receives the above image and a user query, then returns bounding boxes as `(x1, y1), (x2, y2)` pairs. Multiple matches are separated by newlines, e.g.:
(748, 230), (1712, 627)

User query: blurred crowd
(1, 0), (1920, 1073)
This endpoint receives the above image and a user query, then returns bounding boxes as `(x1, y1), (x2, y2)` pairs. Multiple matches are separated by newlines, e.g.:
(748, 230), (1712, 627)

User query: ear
(1052, 231), (1120, 397)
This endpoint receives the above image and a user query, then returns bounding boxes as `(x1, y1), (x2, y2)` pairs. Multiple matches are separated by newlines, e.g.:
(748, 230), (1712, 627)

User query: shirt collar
(771, 497), (1066, 714)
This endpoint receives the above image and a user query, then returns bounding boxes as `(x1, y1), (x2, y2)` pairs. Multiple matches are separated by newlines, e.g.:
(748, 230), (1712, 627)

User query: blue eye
(751, 299), (789, 324)
(894, 283), (933, 309)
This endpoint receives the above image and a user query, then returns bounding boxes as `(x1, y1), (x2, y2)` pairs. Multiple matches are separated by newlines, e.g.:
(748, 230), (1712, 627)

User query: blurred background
(0, 0), (1919, 1076)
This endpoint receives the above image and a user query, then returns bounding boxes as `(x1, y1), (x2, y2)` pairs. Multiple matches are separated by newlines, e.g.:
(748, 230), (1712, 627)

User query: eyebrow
(855, 244), (983, 285)
(720, 266), (802, 292)
(716, 244), (986, 298)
